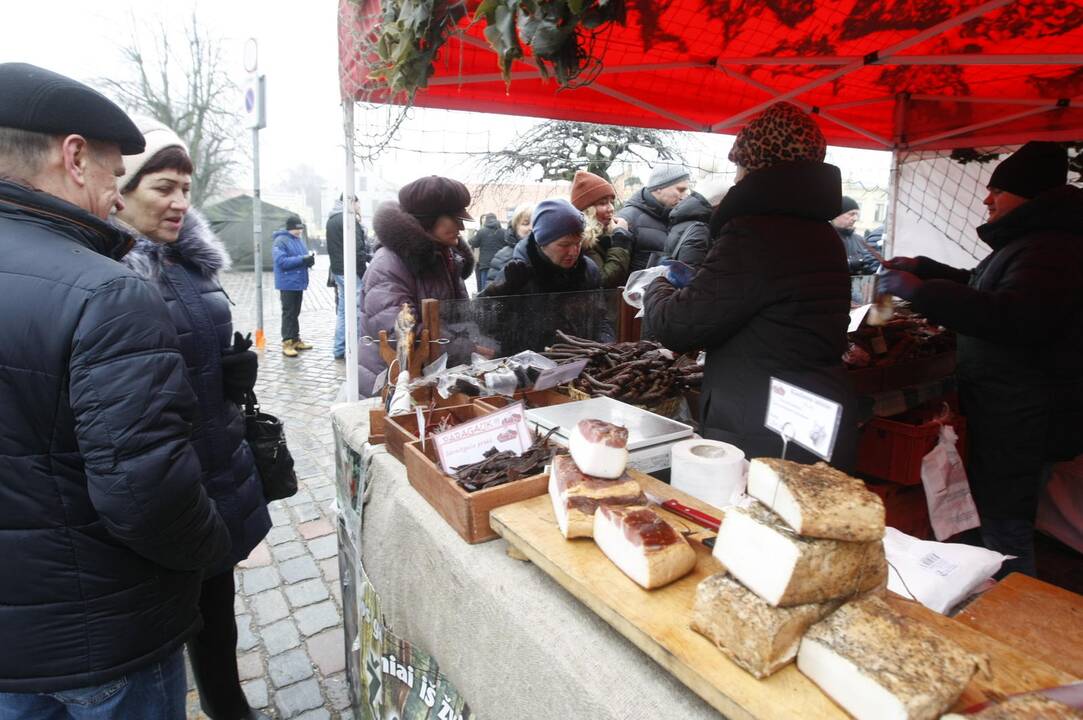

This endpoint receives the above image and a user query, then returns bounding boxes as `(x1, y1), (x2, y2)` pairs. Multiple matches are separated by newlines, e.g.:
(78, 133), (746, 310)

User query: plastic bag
(921, 423), (980, 541)
(483, 368), (520, 396)
(621, 266), (668, 318)
(883, 527), (1008, 614)
(436, 372), (483, 399)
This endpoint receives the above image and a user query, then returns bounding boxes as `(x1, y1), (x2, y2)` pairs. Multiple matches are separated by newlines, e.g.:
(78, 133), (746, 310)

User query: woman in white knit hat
(116, 118), (272, 720)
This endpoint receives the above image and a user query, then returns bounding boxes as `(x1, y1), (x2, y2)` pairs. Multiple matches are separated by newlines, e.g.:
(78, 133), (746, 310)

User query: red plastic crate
(864, 481), (933, 539)
(856, 411), (967, 486)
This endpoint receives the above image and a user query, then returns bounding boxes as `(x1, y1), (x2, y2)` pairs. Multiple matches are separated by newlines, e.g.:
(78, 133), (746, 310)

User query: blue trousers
(333, 273), (363, 359)
(0, 648), (186, 720)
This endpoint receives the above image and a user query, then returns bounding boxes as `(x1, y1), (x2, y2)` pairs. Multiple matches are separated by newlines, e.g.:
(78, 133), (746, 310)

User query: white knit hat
(646, 164), (690, 191)
(118, 116), (189, 192)
(696, 177), (730, 207)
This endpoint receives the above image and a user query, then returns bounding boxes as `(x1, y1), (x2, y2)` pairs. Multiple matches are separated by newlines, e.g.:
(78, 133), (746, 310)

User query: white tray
(525, 396), (693, 451)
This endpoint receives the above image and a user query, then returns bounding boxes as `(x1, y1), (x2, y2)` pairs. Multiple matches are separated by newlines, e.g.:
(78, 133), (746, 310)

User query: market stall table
(332, 402), (1079, 719)
(955, 573), (1083, 679)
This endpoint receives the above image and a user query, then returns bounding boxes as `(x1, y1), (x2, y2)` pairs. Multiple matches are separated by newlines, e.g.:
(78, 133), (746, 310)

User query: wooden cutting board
(490, 470), (1077, 720)
(954, 572), (1083, 679)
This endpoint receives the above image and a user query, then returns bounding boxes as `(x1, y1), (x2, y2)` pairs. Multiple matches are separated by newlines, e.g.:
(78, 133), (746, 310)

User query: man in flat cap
(0, 63), (230, 717)
(880, 141), (1083, 576)
(617, 163), (690, 271)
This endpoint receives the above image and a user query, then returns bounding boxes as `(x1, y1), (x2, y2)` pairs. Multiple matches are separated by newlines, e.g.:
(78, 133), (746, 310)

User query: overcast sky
(5, 1), (890, 196)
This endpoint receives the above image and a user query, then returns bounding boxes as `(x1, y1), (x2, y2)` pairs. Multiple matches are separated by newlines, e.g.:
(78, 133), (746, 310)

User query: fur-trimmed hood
(372, 201), (474, 279)
(121, 208), (231, 280)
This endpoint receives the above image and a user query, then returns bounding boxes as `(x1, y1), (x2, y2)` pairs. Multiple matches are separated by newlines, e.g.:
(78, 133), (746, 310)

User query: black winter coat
(839, 227), (880, 275)
(0, 179), (230, 692)
(908, 185), (1083, 518)
(644, 161), (858, 468)
(617, 187), (670, 271)
(470, 216), (506, 270)
(480, 234), (615, 350)
(662, 191), (713, 267)
(326, 205), (369, 277)
(122, 211), (271, 576)
(488, 228), (519, 274)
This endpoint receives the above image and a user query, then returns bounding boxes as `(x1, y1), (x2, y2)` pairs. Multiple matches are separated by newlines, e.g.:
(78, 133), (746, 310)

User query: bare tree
(478, 120), (685, 186)
(100, 14), (242, 207)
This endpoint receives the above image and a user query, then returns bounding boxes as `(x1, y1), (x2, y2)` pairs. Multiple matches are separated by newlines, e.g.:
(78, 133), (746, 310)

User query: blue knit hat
(531, 199), (584, 246)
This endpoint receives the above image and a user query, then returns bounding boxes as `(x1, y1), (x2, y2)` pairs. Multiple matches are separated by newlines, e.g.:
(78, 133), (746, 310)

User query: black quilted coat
(0, 179), (230, 692)
(644, 161), (858, 468)
(122, 210), (271, 576)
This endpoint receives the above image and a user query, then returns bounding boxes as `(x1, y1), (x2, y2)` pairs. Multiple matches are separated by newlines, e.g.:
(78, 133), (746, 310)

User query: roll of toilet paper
(670, 439), (747, 510)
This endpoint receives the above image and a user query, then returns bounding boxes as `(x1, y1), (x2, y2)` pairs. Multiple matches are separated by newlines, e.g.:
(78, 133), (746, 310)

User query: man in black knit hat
(833, 195), (880, 275)
(880, 141), (1083, 576)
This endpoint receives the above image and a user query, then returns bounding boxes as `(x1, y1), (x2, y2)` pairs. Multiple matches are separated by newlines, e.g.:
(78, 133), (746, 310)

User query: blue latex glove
(877, 269), (922, 300)
(659, 259), (696, 289)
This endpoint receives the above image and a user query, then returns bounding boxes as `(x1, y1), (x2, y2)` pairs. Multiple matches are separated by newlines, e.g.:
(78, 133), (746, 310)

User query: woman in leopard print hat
(644, 101), (859, 469)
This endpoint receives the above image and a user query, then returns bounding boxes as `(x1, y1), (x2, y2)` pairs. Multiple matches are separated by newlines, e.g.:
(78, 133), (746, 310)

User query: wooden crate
(369, 408), (387, 445)
(473, 388), (575, 413)
(403, 439), (549, 544)
(384, 404), (486, 464)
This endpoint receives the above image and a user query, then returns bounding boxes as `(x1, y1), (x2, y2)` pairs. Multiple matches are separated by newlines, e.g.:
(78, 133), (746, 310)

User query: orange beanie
(570, 170), (616, 211)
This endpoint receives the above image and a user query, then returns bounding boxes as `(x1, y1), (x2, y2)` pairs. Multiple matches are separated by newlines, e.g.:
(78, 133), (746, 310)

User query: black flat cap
(0, 63), (145, 155)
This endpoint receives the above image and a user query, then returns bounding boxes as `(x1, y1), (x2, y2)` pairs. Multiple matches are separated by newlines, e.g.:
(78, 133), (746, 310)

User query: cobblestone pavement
(187, 256), (351, 720)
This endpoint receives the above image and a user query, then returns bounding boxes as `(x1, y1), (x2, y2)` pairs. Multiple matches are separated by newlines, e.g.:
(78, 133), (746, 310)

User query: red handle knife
(644, 491), (721, 532)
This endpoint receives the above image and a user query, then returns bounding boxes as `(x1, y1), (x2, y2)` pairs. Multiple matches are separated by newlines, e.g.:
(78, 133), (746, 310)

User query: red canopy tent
(338, 0), (1083, 151)
(334, 0), (1083, 398)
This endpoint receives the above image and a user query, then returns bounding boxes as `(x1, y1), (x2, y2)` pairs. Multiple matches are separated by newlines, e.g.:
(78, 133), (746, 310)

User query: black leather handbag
(244, 391), (299, 501)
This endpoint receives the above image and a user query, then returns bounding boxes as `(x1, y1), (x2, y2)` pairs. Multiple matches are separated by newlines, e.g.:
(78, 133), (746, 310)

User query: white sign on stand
(432, 401), (532, 475)
(764, 378), (842, 461)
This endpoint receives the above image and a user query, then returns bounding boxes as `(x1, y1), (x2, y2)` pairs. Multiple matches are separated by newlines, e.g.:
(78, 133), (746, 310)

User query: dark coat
(908, 185), (1083, 518)
(644, 161), (858, 468)
(583, 225), (633, 289)
(122, 211), (271, 575)
(469, 215), (506, 270)
(617, 187), (671, 271)
(272, 229), (310, 291)
(839, 227), (880, 275)
(662, 191), (713, 267)
(488, 228), (519, 274)
(358, 202), (474, 396)
(0, 179), (230, 692)
(326, 202), (369, 277)
(480, 235), (614, 351)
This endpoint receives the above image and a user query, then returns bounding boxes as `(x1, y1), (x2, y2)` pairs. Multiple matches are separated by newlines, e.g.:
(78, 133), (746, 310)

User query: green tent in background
(203, 195), (293, 271)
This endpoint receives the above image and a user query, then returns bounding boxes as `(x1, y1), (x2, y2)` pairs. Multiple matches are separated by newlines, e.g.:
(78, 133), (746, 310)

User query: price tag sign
(848, 304), (872, 333)
(764, 378), (842, 461)
(431, 401), (532, 475)
(532, 358), (588, 392)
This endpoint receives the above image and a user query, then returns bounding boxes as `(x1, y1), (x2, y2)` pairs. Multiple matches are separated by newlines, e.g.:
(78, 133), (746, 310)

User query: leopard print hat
(728, 102), (826, 173)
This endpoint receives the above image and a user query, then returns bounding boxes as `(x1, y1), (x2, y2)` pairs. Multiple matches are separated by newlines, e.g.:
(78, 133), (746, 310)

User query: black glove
(303, 254), (316, 268)
(221, 332), (258, 405)
(480, 261), (532, 296)
(877, 269), (923, 301)
(610, 227), (633, 251)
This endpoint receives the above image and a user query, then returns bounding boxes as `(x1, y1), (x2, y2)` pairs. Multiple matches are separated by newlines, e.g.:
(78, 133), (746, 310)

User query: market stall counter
(332, 400), (721, 720)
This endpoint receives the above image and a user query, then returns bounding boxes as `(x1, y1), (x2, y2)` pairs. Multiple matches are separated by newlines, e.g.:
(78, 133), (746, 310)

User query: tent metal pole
(252, 127), (265, 350)
(885, 93), (908, 260)
(585, 83), (709, 131)
(907, 94), (1074, 106)
(343, 102), (359, 401)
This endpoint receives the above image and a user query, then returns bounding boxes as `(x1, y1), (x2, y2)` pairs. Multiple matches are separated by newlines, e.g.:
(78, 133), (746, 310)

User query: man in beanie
(645, 101), (859, 469)
(616, 163), (690, 271)
(570, 170), (633, 288)
(468, 212), (505, 291)
(832, 195), (880, 275)
(273, 214), (316, 356)
(880, 141), (1083, 575)
(0, 63), (229, 715)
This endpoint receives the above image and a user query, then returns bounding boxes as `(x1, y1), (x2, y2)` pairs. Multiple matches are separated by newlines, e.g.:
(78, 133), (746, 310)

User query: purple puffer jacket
(358, 202), (474, 396)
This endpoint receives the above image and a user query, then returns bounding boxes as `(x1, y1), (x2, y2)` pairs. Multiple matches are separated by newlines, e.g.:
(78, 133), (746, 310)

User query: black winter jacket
(0, 179), (231, 691)
(122, 211), (271, 576)
(662, 191), (713, 267)
(644, 161), (858, 468)
(908, 185), (1083, 517)
(617, 187), (670, 271)
(480, 234), (615, 350)
(326, 202), (369, 277)
(469, 215), (506, 270)
(488, 228), (519, 274)
(839, 227), (880, 275)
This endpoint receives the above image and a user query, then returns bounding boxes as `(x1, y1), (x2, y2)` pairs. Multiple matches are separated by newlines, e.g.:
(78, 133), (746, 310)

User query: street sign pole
(244, 40), (268, 349)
